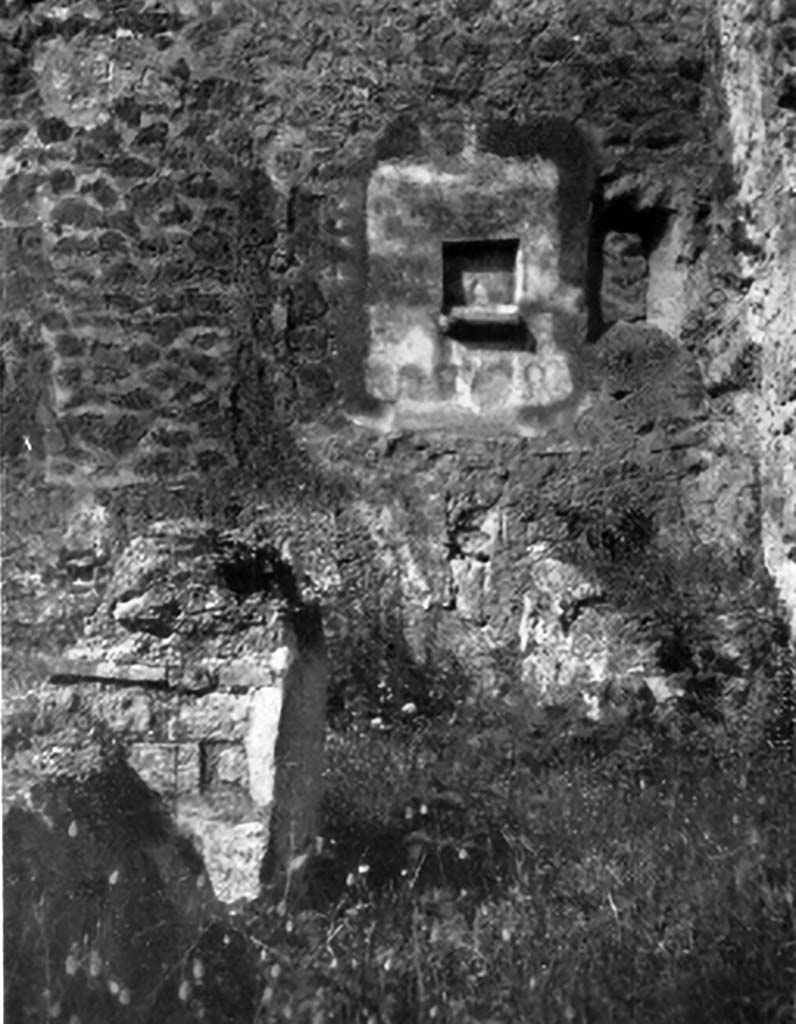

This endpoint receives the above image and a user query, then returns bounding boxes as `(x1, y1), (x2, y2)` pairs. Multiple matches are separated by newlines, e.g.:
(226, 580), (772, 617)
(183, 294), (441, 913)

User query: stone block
(81, 177), (119, 208)
(50, 659), (167, 685)
(245, 687), (283, 807)
(177, 691), (252, 743)
(134, 122), (170, 148)
(106, 210), (140, 236)
(108, 156), (156, 180)
(50, 168), (76, 194)
(92, 687), (154, 736)
(51, 197), (104, 230)
(219, 661), (274, 691)
(263, 622), (327, 888)
(451, 557), (487, 624)
(37, 117), (72, 143)
(0, 173), (42, 220)
(215, 743), (248, 787)
(129, 742), (200, 797)
(98, 230), (128, 254)
(176, 815), (266, 905)
(55, 333), (85, 359)
(0, 122), (30, 150)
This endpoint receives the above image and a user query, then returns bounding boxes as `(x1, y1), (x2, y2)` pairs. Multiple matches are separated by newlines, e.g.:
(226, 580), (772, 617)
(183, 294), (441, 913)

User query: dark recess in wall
(587, 184), (674, 339)
(778, 73), (796, 111)
(599, 195), (672, 258)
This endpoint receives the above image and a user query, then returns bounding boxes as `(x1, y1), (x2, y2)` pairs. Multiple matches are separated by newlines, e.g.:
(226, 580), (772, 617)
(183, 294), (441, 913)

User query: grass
(3, 676), (793, 1023)
(240, 698), (794, 1023)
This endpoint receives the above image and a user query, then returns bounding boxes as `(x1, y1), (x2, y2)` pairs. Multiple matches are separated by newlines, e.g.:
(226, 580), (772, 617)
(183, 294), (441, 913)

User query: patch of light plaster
(245, 686), (283, 807)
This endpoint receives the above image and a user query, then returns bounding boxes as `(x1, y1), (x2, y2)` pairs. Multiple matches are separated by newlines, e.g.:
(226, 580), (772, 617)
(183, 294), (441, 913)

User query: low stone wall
(48, 520), (327, 904)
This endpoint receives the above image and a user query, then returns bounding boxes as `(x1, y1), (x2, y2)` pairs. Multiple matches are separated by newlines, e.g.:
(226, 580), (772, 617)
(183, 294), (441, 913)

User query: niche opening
(441, 237), (530, 346)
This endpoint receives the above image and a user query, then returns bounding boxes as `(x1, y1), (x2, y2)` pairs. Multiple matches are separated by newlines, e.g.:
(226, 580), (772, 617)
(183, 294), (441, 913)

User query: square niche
(441, 237), (527, 345)
(442, 237), (519, 314)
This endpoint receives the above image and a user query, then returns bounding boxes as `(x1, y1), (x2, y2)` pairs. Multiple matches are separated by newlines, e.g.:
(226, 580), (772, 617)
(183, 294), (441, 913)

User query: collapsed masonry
(49, 519), (327, 905)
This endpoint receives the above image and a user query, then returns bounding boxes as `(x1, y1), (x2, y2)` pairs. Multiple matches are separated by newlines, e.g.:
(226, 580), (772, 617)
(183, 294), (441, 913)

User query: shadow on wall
(481, 116), (595, 327)
(3, 756), (258, 1023)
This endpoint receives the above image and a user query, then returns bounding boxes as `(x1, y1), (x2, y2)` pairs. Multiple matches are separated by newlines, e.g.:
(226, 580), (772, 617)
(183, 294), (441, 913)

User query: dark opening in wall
(440, 237), (532, 348)
(587, 186), (674, 338)
(778, 73), (796, 112)
(442, 237), (519, 311)
(217, 545), (297, 603)
(600, 195), (672, 253)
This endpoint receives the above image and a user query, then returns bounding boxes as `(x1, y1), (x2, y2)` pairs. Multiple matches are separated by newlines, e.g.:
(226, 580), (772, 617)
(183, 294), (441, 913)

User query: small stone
(108, 156), (155, 179)
(159, 201), (193, 226)
(106, 210), (140, 236)
(98, 230), (128, 253)
(55, 333), (84, 358)
(0, 123), (29, 150)
(215, 743), (247, 786)
(113, 97), (142, 127)
(134, 123), (169, 147)
(50, 168), (76, 194)
(38, 118), (72, 144)
(170, 57), (191, 82)
(184, 174), (218, 199)
(0, 172), (41, 216)
(52, 197), (104, 230)
(82, 178), (119, 208)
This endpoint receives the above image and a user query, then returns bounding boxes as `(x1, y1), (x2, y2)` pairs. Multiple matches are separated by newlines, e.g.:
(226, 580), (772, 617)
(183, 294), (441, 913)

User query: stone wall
(2, 0), (717, 471)
(2, 0), (791, 744)
(718, 0), (796, 639)
(1, 0), (267, 484)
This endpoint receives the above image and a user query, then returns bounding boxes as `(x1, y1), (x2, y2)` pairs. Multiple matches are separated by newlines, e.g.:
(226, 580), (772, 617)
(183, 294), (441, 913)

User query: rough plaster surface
(366, 151), (572, 427)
